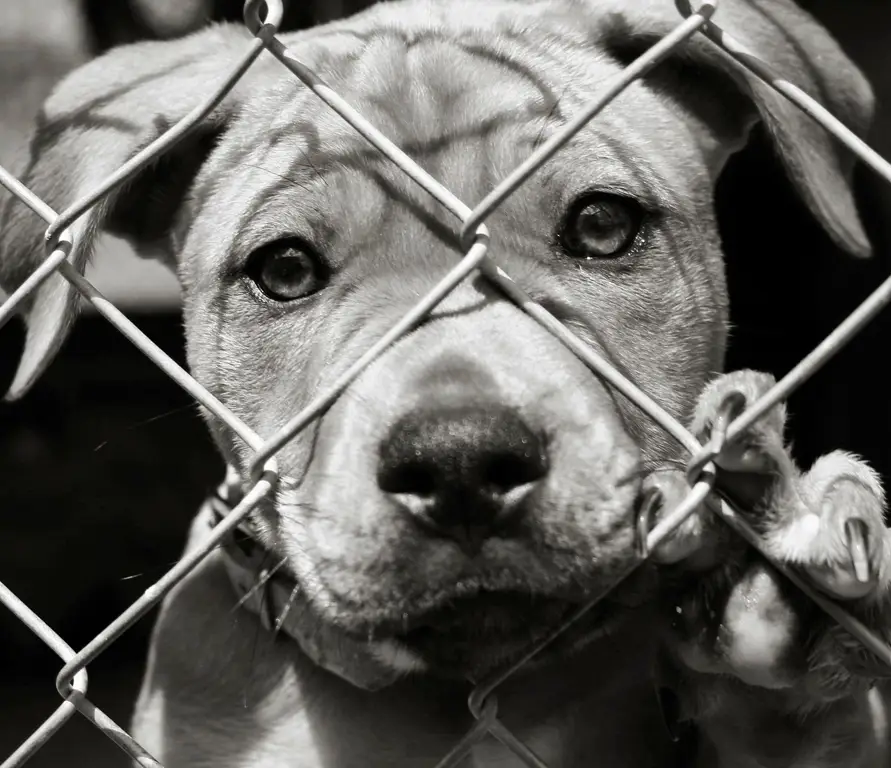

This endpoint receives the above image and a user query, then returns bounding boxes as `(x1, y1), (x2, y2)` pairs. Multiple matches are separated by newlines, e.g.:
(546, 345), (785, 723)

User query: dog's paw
(791, 451), (889, 600)
(645, 370), (789, 567)
(657, 370), (891, 705)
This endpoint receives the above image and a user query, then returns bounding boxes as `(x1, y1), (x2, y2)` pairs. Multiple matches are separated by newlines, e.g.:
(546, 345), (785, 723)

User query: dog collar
(206, 485), (292, 637)
(204, 475), (404, 691)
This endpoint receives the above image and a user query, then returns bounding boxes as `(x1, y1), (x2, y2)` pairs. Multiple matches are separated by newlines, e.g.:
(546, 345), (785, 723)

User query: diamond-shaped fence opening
(2, 0), (891, 766)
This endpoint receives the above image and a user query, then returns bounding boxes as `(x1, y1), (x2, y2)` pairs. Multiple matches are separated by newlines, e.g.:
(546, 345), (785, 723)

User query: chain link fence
(2, 0), (891, 765)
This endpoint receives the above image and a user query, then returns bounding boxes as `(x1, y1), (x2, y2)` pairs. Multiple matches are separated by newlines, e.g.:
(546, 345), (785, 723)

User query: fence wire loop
(686, 389), (747, 485)
(636, 486), (664, 559)
(0, 230), (73, 328)
(244, 0), (284, 36)
(674, 0), (718, 22)
(430, 695), (499, 768)
(42, 226), (72, 257)
(2, 0), (891, 766)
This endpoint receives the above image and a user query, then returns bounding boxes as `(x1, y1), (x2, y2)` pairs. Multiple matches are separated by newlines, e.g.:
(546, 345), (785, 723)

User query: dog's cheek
(182, 290), (326, 470)
(279, 387), (435, 611)
(277, 493), (455, 618)
(533, 421), (641, 573)
(568, 232), (728, 444)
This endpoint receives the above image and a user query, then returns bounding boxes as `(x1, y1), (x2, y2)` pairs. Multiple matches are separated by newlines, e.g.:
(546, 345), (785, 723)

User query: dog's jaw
(221, 481), (652, 683)
(269, 470), (659, 682)
(378, 587), (653, 680)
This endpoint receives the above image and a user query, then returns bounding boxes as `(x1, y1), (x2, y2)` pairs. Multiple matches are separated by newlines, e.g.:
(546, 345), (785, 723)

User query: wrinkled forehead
(189, 21), (713, 267)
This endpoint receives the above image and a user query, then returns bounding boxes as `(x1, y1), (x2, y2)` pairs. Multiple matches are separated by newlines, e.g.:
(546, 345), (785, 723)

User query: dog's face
(0, 0), (873, 680)
(188, 13), (736, 676)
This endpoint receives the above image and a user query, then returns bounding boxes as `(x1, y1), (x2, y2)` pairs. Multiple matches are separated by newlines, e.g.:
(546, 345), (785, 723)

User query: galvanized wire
(2, 0), (891, 765)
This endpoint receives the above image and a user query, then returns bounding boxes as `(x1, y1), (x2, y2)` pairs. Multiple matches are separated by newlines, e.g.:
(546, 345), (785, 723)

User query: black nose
(377, 404), (548, 549)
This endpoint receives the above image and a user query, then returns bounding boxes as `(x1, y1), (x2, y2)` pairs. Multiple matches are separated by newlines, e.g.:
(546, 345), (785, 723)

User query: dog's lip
(329, 561), (658, 639)
(330, 588), (574, 640)
(327, 569), (657, 677)
(394, 590), (576, 636)
(385, 590), (630, 676)
(350, 582), (643, 640)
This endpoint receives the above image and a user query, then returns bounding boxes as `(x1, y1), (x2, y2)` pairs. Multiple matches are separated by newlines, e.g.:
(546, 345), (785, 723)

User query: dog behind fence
(2, 0), (891, 766)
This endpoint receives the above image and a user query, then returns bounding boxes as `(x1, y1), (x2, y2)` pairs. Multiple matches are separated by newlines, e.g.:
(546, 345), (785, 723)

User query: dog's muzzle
(207, 474), (685, 743)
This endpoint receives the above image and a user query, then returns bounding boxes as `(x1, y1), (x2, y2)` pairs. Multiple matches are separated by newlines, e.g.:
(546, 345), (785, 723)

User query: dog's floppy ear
(605, 0), (874, 259)
(0, 24), (258, 400)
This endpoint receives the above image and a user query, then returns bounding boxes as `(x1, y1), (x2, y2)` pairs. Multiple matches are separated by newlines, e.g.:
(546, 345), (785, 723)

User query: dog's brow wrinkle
(306, 30), (568, 155)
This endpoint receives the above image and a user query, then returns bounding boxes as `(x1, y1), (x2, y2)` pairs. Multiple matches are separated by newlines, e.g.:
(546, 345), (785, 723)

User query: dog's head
(0, 0), (873, 680)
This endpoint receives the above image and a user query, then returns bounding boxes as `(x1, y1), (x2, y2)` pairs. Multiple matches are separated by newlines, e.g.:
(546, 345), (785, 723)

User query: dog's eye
(246, 239), (325, 302)
(561, 194), (643, 259)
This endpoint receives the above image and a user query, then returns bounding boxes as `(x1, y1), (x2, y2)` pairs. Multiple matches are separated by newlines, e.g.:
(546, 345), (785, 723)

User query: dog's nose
(377, 404), (548, 549)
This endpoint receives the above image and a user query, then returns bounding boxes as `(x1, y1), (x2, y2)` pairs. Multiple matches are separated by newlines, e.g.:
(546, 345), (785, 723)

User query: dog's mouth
(271, 464), (657, 678)
(373, 587), (642, 678)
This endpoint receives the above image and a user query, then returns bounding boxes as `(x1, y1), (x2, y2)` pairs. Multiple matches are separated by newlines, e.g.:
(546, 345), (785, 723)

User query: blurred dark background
(0, 1), (890, 766)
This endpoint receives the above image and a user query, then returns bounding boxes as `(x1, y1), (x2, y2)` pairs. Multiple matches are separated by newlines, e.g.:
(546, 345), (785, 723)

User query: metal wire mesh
(2, 0), (891, 765)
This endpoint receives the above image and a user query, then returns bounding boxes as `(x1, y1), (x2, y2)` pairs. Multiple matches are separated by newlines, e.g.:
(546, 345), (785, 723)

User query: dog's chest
(466, 724), (570, 768)
(460, 683), (680, 768)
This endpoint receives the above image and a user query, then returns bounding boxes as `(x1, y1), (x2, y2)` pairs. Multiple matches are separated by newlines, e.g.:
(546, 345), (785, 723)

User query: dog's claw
(711, 391), (746, 444)
(636, 486), (662, 558)
(690, 372), (788, 482)
(643, 469), (725, 566)
(846, 518), (871, 585)
(716, 443), (775, 474)
(798, 457), (888, 600)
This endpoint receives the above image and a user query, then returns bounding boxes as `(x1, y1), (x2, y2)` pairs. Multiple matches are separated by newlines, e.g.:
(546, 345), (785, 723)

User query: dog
(2, 0), (890, 765)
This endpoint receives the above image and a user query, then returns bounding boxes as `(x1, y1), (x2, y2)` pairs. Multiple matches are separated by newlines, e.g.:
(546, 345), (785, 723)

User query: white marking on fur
(776, 512), (822, 562)
(369, 639), (428, 673)
(868, 687), (888, 749)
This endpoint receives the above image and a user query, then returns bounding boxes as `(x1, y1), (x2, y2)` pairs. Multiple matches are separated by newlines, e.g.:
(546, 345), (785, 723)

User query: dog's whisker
(117, 538), (234, 583)
(273, 581), (305, 635)
(337, 386), (389, 417)
(296, 149), (330, 189)
(276, 498), (325, 523)
(241, 531), (287, 709)
(614, 458), (692, 491)
(92, 403), (202, 452)
(225, 159), (318, 196)
(229, 555), (290, 615)
(117, 561), (189, 581)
